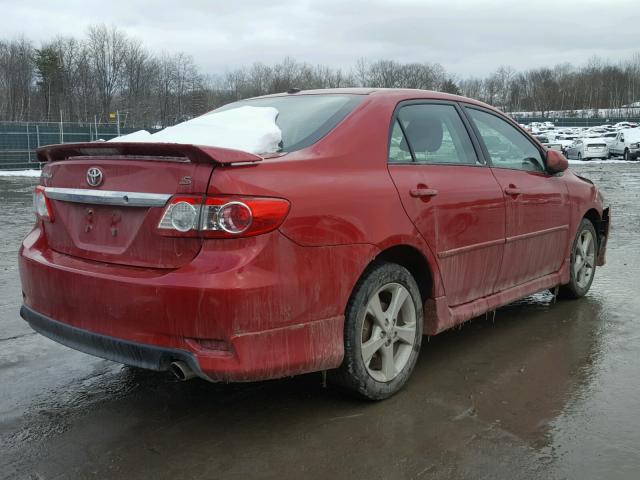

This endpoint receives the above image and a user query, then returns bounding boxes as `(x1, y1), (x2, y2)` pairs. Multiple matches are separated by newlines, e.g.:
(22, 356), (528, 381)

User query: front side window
(466, 108), (545, 172)
(390, 104), (479, 165)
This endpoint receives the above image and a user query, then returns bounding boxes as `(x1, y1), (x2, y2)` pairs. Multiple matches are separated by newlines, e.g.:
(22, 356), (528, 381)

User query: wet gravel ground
(1, 164), (639, 480)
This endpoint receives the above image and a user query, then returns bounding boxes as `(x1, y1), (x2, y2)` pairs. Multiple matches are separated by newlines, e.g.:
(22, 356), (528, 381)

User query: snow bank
(108, 106), (282, 154)
(0, 169), (42, 177)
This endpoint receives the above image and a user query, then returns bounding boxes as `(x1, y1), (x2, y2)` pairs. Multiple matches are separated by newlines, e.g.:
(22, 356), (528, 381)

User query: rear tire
(558, 219), (597, 299)
(332, 261), (423, 400)
(577, 152), (582, 161)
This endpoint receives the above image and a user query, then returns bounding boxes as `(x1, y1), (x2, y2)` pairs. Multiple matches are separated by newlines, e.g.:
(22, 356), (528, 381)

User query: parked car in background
(609, 128), (640, 159)
(566, 138), (609, 160)
(543, 142), (564, 152)
(19, 89), (610, 400)
(554, 139), (575, 155)
(614, 121), (638, 130)
(602, 132), (618, 149)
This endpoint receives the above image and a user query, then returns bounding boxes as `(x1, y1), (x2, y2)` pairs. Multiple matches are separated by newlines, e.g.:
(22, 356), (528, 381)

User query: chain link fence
(0, 122), (142, 170)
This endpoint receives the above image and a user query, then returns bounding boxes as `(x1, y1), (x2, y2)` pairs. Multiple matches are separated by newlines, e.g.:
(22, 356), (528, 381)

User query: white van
(609, 128), (640, 160)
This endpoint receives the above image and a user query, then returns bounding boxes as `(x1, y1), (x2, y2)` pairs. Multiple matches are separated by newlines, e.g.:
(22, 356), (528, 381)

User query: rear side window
(214, 94), (363, 152)
(466, 108), (545, 172)
(388, 121), (413, 163)
(390, 104), (479, 165)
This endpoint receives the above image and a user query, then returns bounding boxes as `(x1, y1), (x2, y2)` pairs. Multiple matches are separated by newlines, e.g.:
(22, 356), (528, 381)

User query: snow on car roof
(109, 106), (282, 154)
(620, 128), (640, 141)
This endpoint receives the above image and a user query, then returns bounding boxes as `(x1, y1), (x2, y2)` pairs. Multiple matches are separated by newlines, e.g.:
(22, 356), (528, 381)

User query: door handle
(410, 188), (438, 198)
(504, 185), (521, 196)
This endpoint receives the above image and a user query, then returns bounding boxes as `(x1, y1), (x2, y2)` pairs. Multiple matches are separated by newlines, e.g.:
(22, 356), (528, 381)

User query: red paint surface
(19, 89), (609, 381)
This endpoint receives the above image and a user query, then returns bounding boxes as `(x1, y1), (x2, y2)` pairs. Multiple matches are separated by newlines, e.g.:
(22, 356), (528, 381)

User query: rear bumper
(582, 150), (608, 159)
(20, 304), (207, 378)
(18, 226), (374, 381)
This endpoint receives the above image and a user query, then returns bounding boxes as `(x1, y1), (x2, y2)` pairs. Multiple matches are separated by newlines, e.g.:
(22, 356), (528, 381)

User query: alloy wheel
(574, 229), (596, 289)
(360, 283), (417, 383)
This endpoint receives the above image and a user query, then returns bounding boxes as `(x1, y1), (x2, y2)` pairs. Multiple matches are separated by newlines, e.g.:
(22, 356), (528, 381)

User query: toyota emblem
(86, 167), (103, 187)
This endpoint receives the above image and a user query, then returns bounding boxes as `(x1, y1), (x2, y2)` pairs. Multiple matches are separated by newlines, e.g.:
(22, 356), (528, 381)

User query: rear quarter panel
(206, 94), (446, 300)
(563, 170), (605, 253)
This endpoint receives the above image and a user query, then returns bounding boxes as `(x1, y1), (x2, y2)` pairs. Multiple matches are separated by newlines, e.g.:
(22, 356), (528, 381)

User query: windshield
(213, 94), (364, 152)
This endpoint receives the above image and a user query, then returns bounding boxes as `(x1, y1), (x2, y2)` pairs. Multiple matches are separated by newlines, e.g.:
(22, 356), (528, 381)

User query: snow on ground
(568, 159), (637, 164)
(0, 169), (41, 177)
(108, 106), (282, 154)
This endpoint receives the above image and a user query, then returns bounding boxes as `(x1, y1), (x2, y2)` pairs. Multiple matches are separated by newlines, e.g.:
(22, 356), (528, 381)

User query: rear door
(387, 102), (505, 306)
(463, 106), (570, 290)
(39, 146), (214, 269)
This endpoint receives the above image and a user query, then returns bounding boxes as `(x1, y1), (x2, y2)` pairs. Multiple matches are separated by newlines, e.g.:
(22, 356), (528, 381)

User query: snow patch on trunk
(108, 106), (282, 154)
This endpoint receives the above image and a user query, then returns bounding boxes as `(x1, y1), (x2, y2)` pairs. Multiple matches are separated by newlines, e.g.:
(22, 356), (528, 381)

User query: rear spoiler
(36, 142), (263, 165)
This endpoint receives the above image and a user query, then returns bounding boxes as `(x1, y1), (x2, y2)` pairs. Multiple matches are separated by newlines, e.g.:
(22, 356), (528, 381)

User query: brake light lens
(33, 186), (54, 221)
(206, 201), (253, 234)
(158, 196), (290, 238)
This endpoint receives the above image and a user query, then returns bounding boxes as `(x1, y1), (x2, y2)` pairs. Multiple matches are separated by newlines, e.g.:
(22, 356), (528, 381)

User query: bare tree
(2, 25), (640, 125)
(0, 38), (34, 121)
(87, 25), (127, 117)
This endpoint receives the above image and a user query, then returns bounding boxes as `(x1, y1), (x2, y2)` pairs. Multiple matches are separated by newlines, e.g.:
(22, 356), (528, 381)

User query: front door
(464, 107), (570, 291)
(387, 102), (506, 306)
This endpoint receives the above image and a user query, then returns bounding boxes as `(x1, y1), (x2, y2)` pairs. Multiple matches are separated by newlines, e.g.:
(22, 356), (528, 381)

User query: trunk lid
(37, 142), (262, 269)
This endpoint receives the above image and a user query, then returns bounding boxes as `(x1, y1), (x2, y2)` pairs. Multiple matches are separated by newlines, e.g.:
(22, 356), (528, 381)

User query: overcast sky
(2, 0), (639, 77)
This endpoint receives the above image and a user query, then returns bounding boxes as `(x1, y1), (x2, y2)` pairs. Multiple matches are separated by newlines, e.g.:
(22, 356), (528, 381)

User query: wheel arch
(583, 208), (602, 235)
(372, 244), (434, 303)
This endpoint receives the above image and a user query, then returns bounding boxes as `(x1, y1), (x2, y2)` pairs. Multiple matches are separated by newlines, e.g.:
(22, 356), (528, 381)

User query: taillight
(33, 186), (54, 222)
(158, 196), (290, 238)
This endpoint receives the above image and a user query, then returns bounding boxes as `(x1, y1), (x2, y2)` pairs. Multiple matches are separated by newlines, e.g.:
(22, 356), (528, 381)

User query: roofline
(239, 87), (495, 110)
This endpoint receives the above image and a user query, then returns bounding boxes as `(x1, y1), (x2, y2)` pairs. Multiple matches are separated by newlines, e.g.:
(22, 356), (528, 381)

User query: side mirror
(546, 149), (569, 173)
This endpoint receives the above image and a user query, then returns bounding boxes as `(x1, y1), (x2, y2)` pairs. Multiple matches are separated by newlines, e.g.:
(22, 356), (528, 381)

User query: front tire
(333, 262), (423, 400)
(624, 149), (630, 160)
(559, 219), (597, 299)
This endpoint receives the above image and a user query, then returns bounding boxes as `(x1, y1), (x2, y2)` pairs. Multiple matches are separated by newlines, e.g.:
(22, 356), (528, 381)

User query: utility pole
(94, 115), (98, 141)
(116, 110), (121, 137)
(60, 109), (64, 143)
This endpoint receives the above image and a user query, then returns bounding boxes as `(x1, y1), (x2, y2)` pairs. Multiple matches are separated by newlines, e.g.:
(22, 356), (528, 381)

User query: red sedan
(19, 89), (609, 399)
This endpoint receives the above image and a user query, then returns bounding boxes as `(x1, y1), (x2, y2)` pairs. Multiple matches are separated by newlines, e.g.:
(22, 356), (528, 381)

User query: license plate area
(62, 203), (149, 254)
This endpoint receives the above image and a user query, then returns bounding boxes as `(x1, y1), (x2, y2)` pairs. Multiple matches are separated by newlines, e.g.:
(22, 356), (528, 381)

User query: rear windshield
(214, 94), (364, 152)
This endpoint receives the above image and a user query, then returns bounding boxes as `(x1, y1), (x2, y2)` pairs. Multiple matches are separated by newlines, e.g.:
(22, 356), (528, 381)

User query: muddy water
(0, 164), (639, 479)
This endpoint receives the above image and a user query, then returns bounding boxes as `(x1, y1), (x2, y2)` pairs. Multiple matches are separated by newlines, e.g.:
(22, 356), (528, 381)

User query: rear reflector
(33, 186), (54, 221)
(158, 195), (290, 238)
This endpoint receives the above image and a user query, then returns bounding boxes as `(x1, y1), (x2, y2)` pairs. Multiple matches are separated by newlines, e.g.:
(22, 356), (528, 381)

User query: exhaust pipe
(169, 361), (196, 381)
